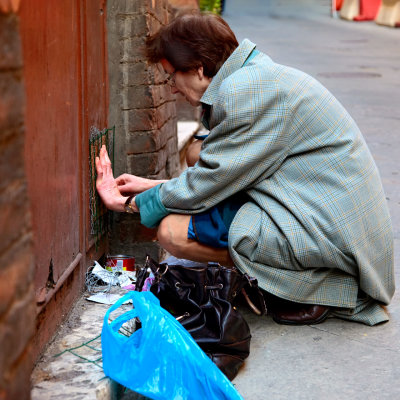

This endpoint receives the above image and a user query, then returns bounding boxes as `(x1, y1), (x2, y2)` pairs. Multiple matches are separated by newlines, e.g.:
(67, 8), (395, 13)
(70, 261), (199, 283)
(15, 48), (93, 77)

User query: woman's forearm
(115, 173), (169, 195)
(144, 179), (169, 190)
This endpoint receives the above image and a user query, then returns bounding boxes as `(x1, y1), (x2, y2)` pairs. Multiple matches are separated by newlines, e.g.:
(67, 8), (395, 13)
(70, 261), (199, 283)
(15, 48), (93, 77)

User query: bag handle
(108, 309), (138, 333)
(104, 291), (162, 334)
(104, 292), (139, 333)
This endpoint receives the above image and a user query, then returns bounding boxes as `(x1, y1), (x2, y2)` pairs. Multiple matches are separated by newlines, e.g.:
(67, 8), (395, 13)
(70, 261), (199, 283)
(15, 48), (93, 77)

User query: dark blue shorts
(187, 193), (248, 248)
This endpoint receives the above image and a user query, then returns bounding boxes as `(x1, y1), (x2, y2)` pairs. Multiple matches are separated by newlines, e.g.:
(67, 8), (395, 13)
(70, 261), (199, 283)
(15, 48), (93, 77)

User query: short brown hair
(145, 11), (238, 78)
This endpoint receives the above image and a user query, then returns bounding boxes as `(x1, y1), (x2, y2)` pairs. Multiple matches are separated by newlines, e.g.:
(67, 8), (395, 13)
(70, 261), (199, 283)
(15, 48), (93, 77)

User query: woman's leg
(158, 214), (329, 324)
(157, 213), (234, 266)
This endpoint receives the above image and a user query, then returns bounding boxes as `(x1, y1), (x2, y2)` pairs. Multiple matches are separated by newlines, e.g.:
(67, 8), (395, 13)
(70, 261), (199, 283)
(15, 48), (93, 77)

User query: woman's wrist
(112, 196), (129, 213)
(123, 195), (139, 214)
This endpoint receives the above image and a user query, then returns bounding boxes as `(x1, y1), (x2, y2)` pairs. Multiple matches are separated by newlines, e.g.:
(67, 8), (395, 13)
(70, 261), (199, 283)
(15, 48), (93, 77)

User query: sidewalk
(32, 1), (400, 399)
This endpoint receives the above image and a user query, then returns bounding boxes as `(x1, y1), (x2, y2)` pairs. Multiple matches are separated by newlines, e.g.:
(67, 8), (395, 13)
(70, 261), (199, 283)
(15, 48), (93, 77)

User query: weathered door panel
(20, 0), (108, 305)
(20, 0), (81, 295)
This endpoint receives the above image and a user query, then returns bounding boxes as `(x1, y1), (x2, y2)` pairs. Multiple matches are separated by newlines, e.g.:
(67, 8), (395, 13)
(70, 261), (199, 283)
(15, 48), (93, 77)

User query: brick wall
(107, 0), (180, 263)
(169, 0), (199, 9)
(0, 8), (35, 400)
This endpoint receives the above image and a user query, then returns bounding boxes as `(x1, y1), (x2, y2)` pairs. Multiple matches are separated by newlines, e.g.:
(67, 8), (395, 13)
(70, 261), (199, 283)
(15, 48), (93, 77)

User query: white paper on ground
(92, 261), (120, 286)
(86, 293), (132, 305)
(118, 274), (132, 288)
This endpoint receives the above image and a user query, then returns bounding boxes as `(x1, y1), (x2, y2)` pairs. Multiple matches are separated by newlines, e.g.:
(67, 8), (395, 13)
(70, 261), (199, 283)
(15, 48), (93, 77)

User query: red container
(106, 255), (135, 272)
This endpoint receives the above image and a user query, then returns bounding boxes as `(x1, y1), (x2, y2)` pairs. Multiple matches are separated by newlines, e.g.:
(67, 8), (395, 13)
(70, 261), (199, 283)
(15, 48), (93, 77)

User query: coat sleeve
(137, 73), (291, 228)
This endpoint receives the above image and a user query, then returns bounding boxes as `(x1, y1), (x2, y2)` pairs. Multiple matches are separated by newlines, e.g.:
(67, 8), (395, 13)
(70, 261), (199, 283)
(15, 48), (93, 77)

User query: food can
(106, 255), (135, 272)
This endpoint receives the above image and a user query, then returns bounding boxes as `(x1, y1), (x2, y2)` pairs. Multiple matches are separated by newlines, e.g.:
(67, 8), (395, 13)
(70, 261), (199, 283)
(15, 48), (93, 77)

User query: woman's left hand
(95, 145), (127, 212)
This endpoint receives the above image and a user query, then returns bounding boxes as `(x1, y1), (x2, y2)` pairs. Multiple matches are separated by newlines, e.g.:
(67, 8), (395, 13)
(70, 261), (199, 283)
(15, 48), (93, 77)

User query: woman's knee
(157, 214), (190, 257)
(157, 216), (174, 249)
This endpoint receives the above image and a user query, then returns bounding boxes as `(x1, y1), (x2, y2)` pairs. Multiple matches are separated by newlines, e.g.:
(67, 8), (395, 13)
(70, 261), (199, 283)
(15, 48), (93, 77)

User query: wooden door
(19, 0), (108, 329)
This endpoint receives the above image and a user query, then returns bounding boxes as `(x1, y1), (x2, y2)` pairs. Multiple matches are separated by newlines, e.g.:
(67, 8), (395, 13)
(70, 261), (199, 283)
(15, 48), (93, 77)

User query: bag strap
(108, 309), (138, 333)
(240, 274), (267, 316)
(104, 292), (138, 332)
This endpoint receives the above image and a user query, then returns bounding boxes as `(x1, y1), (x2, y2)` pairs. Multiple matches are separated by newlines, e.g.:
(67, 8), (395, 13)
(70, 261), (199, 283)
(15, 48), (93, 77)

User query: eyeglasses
(163, 71), (177, 87)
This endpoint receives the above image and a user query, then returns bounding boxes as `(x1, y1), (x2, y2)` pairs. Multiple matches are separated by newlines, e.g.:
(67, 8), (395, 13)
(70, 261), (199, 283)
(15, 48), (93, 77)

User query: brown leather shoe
(272, 304), (330, 326)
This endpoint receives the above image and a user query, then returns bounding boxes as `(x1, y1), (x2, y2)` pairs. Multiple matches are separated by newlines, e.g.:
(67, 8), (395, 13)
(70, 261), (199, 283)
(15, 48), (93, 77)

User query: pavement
(31, 1), (400, 399)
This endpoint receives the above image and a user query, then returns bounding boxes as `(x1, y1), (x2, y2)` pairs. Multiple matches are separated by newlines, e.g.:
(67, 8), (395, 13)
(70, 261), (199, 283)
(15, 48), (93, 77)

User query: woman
(96, 12), (394, 326)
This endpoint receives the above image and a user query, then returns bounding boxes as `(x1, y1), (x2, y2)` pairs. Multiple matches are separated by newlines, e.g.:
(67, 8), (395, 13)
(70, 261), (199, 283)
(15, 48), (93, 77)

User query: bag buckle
(155, 264), (169, 277)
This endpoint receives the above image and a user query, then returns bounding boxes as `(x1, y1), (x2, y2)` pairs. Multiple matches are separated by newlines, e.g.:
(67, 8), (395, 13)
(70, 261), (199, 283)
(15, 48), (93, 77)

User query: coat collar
(200, 39), (257, 106)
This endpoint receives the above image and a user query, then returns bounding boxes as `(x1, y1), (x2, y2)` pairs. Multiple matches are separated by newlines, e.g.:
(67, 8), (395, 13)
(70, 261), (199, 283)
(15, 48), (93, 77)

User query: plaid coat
(136, 39), (394, 325)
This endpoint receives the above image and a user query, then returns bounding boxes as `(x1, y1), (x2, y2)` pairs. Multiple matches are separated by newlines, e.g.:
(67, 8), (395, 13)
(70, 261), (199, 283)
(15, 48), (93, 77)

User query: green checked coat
(136, 39), (395, 325)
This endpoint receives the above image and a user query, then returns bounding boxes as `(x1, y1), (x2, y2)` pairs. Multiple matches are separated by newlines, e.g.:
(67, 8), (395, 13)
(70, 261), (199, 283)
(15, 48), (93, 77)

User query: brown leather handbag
(135, 256), (266, 381)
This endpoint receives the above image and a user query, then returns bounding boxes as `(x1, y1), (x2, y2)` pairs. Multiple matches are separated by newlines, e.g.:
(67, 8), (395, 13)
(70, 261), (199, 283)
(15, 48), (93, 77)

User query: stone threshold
(31, 288), (148, 400)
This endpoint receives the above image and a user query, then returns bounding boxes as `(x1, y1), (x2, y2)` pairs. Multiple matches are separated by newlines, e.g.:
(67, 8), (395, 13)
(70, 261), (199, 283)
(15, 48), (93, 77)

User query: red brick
(1, 345), (33, 400)
(126, 116), (176, 154)
(0, 14), (22, 70)
(120, 61), (152, 86)
(0, 287), (35, 381)
(126, 108), (157, 131)
(0, 127), (25, 192)
(152, 1), (171, 25)
(0, 71), (24, 132)
(126, 130), (160, 154)
(136, 0), (169, 24)
(162, 115), (178, 140)
(126, 144), (169, 176)
(121, 60), (168, 88)
(163, 101), (177, 125)
(117, 14), (148, 38)
(112, 0), (151, 15)
(153, 101), (177, 130)
(124, 84), (175, 109)
(0, 237), (34, 318)
(126, 102), (174, 131)
(0, 180), (30, 255)
(158, 84), (175, 103)
(151, 62), (169, 85)
(169, 0), (198, 8)
(123, 84), (154, 109)
(120, 36), (147, 63)
(148, 14), (163, 35)
(147, 14), (163, 35)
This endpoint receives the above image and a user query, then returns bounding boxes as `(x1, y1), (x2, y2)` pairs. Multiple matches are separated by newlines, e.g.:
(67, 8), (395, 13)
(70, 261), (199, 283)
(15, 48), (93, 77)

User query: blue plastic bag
(102, 291), (244, 400)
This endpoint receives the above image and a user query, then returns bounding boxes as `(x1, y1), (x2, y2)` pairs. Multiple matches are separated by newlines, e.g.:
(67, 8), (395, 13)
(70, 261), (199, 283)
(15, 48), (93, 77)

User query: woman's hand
(116, 174), (168, 195)
(95, 145), (127, 212)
